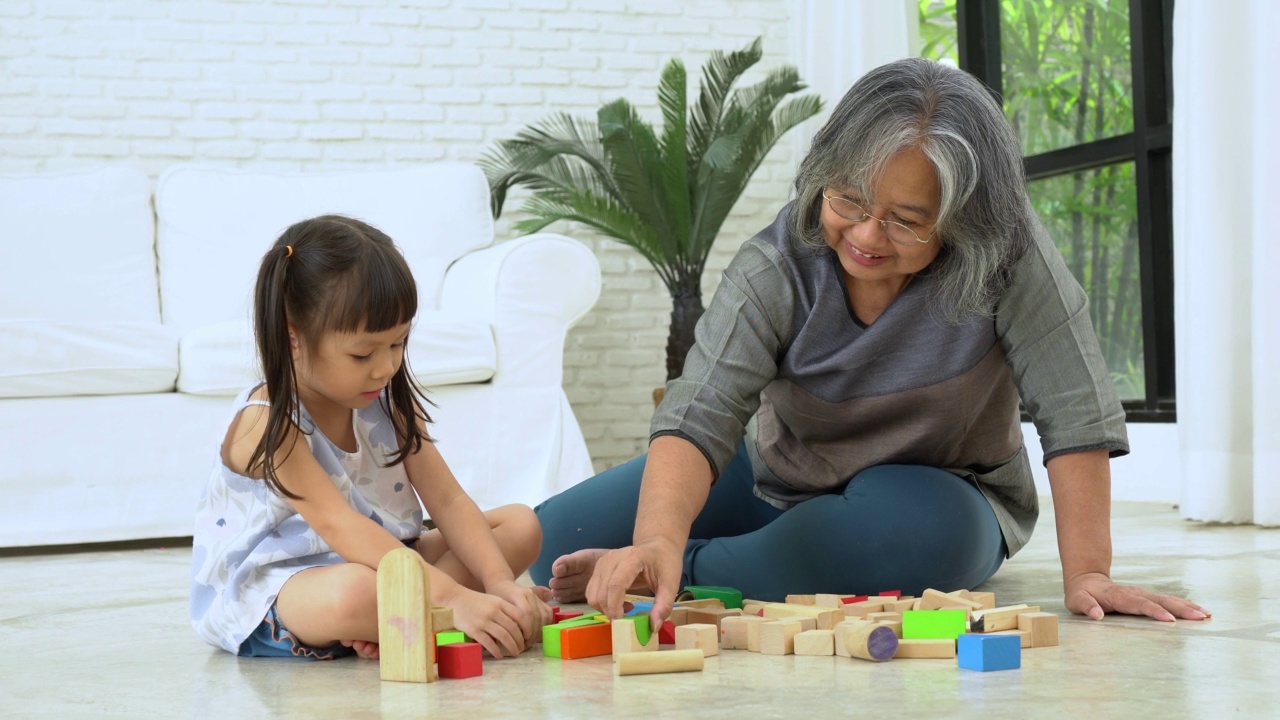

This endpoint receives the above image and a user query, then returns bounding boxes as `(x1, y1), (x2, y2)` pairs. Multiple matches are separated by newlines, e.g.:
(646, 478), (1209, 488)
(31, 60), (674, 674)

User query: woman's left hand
(488, 581), (555, 645)
(1064, 572), (1211, 622)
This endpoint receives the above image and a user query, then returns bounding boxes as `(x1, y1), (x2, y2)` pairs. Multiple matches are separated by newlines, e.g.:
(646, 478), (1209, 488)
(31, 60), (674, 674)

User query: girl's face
(820, 146), (943, 286)
(292, 322), (411, 412)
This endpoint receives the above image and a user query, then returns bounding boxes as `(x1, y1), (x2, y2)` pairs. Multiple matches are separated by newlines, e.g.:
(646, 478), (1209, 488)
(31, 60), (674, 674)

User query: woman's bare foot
(547, 548), (611, 603)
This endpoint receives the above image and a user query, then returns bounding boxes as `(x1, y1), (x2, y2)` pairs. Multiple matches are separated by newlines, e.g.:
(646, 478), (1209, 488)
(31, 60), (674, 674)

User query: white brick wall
(1, 0), (813, 474)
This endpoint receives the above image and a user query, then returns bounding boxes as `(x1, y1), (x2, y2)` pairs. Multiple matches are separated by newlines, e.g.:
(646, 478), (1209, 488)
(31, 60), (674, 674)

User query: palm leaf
(598, 98), (681, 266)
(479, 113), (618, 217)
(687, 37), (763, 185)
(657, 58), (691, 271)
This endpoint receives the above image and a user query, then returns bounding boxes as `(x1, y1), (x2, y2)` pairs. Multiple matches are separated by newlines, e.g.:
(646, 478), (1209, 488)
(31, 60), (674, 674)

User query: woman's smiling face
(820, 146), (943, 286)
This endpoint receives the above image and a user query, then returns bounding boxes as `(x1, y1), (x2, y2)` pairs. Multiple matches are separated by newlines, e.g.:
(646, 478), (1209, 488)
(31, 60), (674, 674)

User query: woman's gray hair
(793, 57), (1035, 321)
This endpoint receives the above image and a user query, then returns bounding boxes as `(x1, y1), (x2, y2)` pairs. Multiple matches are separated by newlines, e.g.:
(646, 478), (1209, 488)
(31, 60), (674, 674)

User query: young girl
(191, 214), (552, 661)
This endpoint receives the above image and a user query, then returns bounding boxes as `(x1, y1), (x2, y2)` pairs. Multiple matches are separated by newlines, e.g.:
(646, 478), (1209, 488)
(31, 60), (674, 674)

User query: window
(916, 0), (1174, 421)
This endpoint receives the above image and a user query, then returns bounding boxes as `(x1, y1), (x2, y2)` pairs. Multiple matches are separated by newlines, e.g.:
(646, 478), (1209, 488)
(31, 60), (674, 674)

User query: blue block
(624, 601), (653, 617)
(957, 633), (1021, 672)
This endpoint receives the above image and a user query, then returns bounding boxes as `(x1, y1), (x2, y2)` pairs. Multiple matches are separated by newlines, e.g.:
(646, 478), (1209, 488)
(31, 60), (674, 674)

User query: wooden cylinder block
(841, 621), (899, 662)
(616, 649), (706, 676)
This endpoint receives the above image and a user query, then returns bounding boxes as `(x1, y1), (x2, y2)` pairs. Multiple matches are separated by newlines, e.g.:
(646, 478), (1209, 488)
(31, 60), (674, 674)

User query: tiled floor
(2, 502), (1278, 719)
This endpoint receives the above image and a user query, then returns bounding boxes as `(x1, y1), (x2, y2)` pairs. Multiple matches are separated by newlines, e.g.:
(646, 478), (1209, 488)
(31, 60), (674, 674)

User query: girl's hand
(488, 581), (555, 646)
(1065, 572), (1211, 622)
(446, 588), (526, 658)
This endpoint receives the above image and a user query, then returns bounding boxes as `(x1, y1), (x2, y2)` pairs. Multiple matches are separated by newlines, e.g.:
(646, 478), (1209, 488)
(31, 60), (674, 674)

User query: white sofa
(0, 163), (600, 548)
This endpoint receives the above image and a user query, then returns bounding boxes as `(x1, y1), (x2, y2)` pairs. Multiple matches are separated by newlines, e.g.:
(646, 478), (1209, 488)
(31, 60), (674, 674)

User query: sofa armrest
(440, 233), (600, 387)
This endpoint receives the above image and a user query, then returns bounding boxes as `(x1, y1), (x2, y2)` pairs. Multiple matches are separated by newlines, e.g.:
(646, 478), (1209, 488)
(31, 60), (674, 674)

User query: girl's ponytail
(248, 241), (304, 499)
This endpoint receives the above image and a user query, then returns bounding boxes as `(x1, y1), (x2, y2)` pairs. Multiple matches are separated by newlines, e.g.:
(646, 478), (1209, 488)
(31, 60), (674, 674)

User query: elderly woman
(530, 58), (1208, 625)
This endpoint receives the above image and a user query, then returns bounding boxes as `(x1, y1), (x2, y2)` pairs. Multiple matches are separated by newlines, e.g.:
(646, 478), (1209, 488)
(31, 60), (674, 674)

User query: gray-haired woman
(530, 58), (1209, 627)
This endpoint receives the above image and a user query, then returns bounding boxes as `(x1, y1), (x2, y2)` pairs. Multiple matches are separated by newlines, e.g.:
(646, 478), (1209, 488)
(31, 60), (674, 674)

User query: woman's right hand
(446, 588), (526, 658)
(585, 538), (684, 627)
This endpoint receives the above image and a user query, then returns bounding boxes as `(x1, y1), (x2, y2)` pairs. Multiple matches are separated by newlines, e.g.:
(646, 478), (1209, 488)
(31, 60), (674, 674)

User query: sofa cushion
(0, 320), (177, 398)
(153, 163), (495, 337)
(0, 167), (159, 324)
(178, 311), (497, 396)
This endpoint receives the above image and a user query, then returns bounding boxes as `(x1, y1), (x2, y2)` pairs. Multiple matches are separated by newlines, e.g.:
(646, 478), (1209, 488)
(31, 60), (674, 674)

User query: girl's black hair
(248, 214), (432, 499)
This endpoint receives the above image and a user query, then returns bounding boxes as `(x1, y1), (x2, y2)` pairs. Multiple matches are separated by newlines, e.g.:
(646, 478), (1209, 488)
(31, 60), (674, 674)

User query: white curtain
(787, 0), (914, 160)
(1174, 0), (1280, 525)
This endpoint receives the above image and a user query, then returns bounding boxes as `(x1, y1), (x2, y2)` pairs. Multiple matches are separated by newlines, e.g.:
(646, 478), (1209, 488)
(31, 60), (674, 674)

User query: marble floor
(1, 501), (1277, 719)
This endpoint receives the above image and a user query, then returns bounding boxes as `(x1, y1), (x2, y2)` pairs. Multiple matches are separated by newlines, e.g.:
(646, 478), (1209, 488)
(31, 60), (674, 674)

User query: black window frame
(956, 0), (1176, 423)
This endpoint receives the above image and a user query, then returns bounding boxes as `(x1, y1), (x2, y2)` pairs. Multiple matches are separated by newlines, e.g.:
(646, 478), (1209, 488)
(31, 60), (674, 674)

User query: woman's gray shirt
(651, 206), (1128, 557)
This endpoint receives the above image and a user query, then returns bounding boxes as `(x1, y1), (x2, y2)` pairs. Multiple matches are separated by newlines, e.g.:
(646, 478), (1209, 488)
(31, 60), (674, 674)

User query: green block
(683, 585), (744, 609)
(902, 609), (968, 640)
(618, 615), (652, 646)
(435, 630), (468, 646)
(541, 612), (606, 658)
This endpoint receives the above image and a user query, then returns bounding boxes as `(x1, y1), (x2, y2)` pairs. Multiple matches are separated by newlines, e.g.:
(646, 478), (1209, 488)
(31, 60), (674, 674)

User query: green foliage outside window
(918, 0), (1144, 399)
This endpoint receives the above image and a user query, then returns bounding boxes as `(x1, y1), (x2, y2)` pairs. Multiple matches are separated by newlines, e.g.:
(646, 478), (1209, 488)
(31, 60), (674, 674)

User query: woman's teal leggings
(531, 440), (1007, 601)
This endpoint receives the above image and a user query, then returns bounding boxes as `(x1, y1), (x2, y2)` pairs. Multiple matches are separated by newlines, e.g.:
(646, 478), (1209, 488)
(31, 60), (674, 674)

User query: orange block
(560, 621), (614, 659)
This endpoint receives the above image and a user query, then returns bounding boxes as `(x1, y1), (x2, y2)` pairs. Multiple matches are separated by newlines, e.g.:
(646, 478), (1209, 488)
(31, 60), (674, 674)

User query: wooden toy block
(682, 585), (744, 609)
(616, 649), (704, 676)
(902, 609), (967, 640)
(838, 621), (899, 662)
(624, 594), (656, 603)
(543, 613), (607, 658)
(990, 629), (1031, 648)
(747, 616), (766, 652)
(759, 620), (803, 655)
(674, 598), (725, 610)
(376, 548), (436, 683)
(840, 595), (869, 605)
(431, 606), (454, 632)
(675, 623), (719, 657)
(815, 594), (846, 607)
(437, 642), (483, 679)
(957, 633), (1021, 671)
(762, 603), (842, 630)
(624, 601), (653, 617)
(894, 638), (956, 659)
(784, 594), (817, 605)
(971, 604), (1039, 633)
(1016, 612), (1059, 647)
(866, 611), (903, 623)
(969, 591), (997, 609)
(720, 615), (764, 650)
(658, 620), (677, 645)
(436, 630), (468, 646)
(794, 629), (835, 656)
(741, 600), (768, 616)
(883, 598), (919, 613)
(878, 620), (903, 638)
(560, 621), (613, 659)
(918, 588), (982, 613)
(686, 607), (742, 630)
(878, 590), (902, 598)
(841, 599), (889, 618)
(667, 607), (690, 626)
(552, 609), (583, 624)
(612, 617), (658, 661)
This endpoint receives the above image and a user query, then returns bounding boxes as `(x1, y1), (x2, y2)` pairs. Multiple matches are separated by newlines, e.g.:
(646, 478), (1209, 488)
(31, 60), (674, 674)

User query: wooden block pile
(608, 584), (1059, 675)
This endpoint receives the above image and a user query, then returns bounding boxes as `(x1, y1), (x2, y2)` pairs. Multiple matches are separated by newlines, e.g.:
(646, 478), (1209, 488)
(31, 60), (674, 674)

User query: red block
(840, 595), (869, 604)
(553, 610), (584, 623)
(658, 620), (677, 645)
(878, 590), (902, 598)
(437, 642), (483, 679)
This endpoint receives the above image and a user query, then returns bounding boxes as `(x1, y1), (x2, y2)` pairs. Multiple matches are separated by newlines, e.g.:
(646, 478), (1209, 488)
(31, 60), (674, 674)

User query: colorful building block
(560, 621), (614, 659)
(437, 642), (483, 679)
(683, 585), (744, 609)
(658, 620), (677, 645)
(840, 595), (869, 604)
(435, 630), (468, 646)
(957, 633), (1021, 671)
(625, 601), (654, 617)
(542, 612), (606, 658)
(552, 609), (584, 624)
(902, 609), (967, 640)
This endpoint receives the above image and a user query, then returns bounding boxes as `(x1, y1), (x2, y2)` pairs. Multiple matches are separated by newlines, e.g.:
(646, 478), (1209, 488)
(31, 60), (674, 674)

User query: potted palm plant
(480, 37), (821, 399)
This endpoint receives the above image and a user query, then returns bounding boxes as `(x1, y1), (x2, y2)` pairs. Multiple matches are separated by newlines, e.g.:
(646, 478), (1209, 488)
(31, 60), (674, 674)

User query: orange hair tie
(285, 245), (294, 258)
